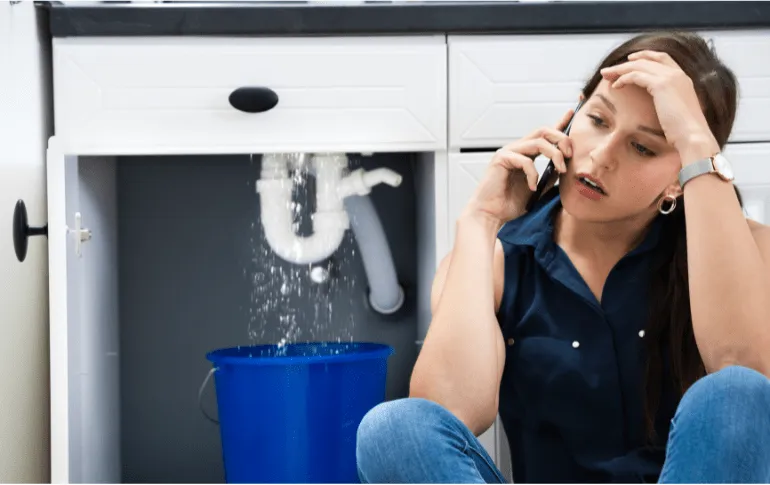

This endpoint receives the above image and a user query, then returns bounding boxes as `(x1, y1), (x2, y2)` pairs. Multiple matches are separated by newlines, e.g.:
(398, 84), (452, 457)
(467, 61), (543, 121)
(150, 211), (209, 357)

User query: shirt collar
(498, 186), (664, 265)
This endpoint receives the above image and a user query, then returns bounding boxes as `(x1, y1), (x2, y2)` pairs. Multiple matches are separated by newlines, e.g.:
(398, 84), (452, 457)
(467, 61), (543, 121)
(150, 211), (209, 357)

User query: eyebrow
(596, 94), (617, 114)
(638, 125), (666, 139)
(595, 94), (666, 139)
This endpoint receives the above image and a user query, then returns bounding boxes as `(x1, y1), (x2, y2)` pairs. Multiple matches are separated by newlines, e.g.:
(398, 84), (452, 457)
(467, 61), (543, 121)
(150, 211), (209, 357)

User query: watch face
(713, 154), (735, 181)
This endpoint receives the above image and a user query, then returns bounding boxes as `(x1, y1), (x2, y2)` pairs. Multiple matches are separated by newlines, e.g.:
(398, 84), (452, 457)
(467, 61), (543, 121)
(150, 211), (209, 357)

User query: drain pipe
(257, 153), (350, 265)
(257, 153), (404, 270)
(344, 194), (406, 315)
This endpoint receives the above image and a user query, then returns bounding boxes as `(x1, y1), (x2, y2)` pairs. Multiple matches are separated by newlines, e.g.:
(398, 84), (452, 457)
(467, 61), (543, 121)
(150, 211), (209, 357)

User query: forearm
(410, 212), (504, 433)
(682, 145), (770, 375)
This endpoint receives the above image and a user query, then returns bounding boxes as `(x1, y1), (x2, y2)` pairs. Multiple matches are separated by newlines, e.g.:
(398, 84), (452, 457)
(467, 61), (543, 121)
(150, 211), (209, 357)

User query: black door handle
(228, 87), (279, 113)
(13, 199), (47, 262)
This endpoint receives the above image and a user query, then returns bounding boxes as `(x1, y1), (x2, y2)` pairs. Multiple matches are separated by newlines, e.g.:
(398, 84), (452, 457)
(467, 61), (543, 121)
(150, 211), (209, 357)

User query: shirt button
(507, 338), (515, 346)
(572, 341), (580, 349)
(639, 330), (646, 338)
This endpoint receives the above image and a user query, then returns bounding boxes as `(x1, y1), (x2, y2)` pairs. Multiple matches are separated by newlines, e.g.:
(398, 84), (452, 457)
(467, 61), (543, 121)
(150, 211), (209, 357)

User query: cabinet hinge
(68, 212), (92, 257)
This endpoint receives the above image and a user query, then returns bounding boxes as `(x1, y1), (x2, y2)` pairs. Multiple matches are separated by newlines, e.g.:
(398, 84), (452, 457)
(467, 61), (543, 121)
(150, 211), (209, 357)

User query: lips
(575, 173), (607, 196)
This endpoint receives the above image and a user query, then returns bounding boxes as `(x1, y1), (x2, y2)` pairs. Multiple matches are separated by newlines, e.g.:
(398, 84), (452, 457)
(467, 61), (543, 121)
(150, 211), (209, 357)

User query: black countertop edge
(45, 1), (770, 38)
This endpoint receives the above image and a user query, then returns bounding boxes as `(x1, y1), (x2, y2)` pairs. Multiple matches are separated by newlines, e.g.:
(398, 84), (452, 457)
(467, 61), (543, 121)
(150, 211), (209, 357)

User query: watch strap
(678, 158), (714, 187)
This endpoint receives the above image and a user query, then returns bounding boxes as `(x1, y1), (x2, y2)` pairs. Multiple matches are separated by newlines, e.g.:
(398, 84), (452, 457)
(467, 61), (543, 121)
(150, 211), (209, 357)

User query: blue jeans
(356, 365), (770, 483)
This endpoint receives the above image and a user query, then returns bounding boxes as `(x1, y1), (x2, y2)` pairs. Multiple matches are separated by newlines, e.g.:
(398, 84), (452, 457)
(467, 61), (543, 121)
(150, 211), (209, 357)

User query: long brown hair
(580, 32), (741, 441)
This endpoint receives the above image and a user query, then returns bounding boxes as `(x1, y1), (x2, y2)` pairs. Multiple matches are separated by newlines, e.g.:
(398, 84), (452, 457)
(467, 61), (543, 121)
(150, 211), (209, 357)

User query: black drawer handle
(228, 87), (279, 113)
(13, 199), (47, 262)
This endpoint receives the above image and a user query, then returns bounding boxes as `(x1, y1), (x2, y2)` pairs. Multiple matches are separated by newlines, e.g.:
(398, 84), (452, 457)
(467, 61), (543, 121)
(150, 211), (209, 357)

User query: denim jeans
(356, 365), (770, 483)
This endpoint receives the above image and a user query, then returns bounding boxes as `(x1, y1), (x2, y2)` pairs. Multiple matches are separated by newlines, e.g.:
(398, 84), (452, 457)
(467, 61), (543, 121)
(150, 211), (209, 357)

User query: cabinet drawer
(449, 31), (770, 149)
(711, 30), (770, 143)
(53, 37), (447, 154)
(449, 34), (631, 149)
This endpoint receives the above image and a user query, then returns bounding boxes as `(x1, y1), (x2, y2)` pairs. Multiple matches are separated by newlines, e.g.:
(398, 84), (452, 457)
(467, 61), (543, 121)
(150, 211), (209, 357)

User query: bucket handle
(198, 367), (220, 425)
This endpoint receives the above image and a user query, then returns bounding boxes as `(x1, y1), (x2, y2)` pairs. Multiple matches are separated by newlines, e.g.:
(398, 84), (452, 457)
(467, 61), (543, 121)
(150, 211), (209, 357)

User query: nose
(589, 134), (619, 171)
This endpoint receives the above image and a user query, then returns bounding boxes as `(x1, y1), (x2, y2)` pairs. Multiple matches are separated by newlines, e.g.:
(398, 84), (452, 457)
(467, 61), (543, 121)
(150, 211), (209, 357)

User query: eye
(632, 142), (656, 157)
(588, 115), (606, 128)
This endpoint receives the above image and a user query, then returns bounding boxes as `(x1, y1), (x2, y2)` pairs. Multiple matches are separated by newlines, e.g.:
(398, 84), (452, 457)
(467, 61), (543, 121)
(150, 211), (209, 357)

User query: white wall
(0, 1), (51, 481)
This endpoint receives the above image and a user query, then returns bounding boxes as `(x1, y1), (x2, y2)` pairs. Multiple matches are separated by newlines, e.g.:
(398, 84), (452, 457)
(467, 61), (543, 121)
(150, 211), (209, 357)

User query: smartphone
(525, 98), (584, 212)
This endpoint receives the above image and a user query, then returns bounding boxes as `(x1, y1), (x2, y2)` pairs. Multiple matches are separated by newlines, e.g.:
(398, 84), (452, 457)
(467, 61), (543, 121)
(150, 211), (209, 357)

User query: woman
(356, 31), (770, 483)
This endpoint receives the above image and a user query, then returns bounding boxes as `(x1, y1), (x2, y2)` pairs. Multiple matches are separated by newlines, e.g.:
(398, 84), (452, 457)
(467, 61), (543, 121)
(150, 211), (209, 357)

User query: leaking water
(246, 154), (360, 348)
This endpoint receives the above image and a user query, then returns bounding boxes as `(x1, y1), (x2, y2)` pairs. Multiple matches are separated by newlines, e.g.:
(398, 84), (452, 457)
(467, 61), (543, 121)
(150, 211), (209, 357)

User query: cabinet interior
(65, 152), (437, 483)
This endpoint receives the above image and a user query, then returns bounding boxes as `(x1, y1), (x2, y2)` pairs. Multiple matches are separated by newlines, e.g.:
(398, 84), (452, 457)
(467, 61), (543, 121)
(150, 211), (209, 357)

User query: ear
(666, 181), (683, 199)
(579, 92), (586, 102)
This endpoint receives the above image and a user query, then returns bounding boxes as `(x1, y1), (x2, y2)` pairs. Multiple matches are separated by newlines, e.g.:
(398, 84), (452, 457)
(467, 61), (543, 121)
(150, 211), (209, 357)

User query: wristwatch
(678, 153), (735, 187)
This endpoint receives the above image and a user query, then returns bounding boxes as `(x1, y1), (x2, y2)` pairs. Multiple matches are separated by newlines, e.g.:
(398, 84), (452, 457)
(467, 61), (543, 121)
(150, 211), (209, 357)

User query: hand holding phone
(463, 102), (584, 227)
(525, 99), (584, 212)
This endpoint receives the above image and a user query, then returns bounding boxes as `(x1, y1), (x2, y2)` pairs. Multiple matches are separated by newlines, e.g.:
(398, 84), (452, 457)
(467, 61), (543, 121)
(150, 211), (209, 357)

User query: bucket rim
(205, 341), (394, 366)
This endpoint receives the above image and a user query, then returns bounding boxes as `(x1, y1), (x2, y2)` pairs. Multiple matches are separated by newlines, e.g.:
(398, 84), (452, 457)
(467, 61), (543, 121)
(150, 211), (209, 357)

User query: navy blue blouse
(496, 187), (679, 483)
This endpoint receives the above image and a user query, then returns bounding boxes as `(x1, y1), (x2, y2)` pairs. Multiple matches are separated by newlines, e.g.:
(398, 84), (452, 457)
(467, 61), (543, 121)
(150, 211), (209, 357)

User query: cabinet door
(447, 152), (488, 244)
(447, 150), (529, 468)
(724, 142), (770, 224)
(0, 1), (50, 482)
(447, 151), (552, 244)
(711, 30), (770, 143)
(47, 146), (121, 484)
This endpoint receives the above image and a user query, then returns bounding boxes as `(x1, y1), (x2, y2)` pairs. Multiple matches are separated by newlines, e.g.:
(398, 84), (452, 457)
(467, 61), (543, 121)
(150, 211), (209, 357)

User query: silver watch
(678, 153), (735, 187)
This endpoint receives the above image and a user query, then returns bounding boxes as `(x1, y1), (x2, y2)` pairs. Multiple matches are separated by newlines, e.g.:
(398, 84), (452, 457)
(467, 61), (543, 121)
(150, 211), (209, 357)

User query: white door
(0, 1), (51, 482)
(47, 145), (121, 484)
(446, 151), (519, 475)
(724, 143), (770, 224)
(447, 151), (553, 245)
(447, 152), (489, 246)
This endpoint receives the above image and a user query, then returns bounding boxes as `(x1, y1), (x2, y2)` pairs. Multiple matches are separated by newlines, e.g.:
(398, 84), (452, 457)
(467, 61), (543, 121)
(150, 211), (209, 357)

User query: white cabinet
(445, 144), (770, 238)
(0, 1), (51, 482)
(447, 151), (554, 245)
(710, 30), (770, 143)
(53, 36), (447, 155)
(48, 35), (445, 484)
(446, 152), (522, 470)
(445, 142), (770, 479)
(723, 143), (770, 224)
(449, 33), (632, 149)
(449, 30), (770, 150)
(47, 151), (120, 484)
(445, 31), (770, 476)
(37, 22), (770, 485)
(447, 152), (487, 244)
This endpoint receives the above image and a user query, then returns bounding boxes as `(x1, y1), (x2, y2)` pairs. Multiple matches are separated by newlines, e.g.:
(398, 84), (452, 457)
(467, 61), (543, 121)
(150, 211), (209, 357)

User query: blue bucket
(203, 342), (394, 483)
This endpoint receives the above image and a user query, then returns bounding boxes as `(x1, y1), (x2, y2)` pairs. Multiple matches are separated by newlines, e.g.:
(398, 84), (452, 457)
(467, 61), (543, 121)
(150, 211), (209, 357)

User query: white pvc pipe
(344, 195), (405, 315)
(257, 153), (349, 265)
(257, 152), (405, 279)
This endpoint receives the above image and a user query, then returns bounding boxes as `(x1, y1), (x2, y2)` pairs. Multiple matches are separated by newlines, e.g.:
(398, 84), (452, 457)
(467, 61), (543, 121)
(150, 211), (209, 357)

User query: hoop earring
(658, 195), (677, 215)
